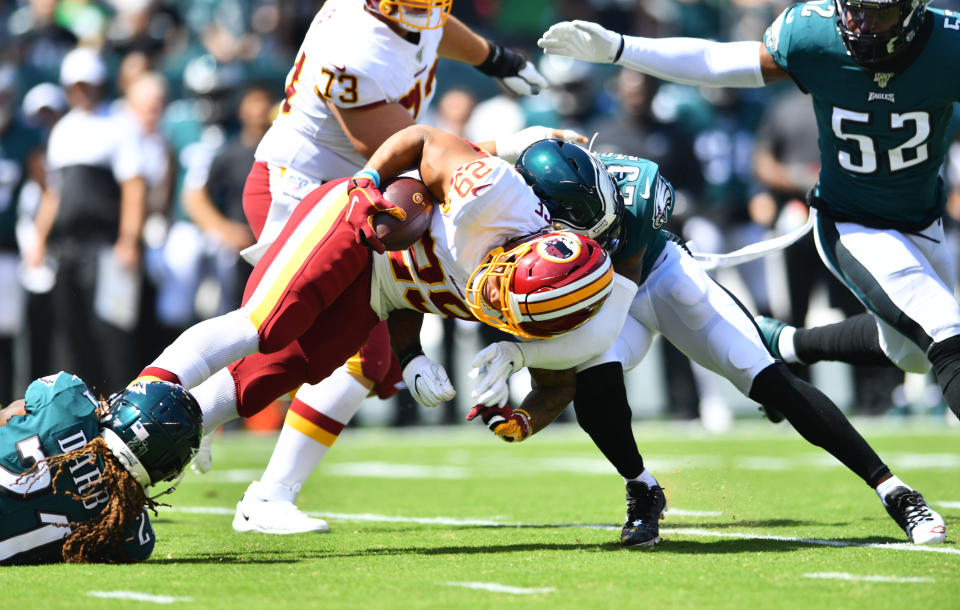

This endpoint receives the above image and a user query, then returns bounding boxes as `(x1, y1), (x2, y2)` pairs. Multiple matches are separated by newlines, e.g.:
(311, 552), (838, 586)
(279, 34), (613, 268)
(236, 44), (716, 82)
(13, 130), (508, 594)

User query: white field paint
(180, 451), (960, 486)
(936, 501), (960, 509)
(88, 591), (192, 604)
(442, 582), (556, 595)
(802, 572), (934, 583)
(166, 506), (960, 555)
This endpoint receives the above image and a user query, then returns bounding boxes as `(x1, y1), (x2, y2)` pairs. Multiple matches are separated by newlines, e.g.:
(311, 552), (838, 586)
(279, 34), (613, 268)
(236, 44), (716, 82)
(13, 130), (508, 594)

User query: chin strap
(101, 428), (151, 487)
(147, 470), (187, 502)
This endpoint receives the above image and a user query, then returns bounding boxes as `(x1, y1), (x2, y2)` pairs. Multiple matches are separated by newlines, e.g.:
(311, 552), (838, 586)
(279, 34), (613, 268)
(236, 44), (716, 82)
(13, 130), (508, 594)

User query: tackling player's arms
(517, 367), (576, 435)
(329, 100), (417, 160)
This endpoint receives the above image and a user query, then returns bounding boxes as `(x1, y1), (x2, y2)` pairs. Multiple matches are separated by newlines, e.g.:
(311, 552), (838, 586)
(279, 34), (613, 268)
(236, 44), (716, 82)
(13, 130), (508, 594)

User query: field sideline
(7, 418), (958, 609)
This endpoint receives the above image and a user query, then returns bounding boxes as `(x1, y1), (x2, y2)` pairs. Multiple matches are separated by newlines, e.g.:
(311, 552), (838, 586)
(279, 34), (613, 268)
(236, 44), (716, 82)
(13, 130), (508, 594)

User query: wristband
(613, 35), (625, 63)
(397, 343), (424, 369)
(353, 168), (381, 188)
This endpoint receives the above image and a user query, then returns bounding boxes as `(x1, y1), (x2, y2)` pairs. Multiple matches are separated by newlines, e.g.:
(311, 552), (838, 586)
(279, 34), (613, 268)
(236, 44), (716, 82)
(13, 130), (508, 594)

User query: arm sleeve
(616, 38), (765, 88)
(515, 273), (638, 370)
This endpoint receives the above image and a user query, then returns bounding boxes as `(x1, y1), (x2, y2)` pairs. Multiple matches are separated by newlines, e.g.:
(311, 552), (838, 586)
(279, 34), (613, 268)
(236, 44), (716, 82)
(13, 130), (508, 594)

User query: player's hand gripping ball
(372, 177), (436, 251)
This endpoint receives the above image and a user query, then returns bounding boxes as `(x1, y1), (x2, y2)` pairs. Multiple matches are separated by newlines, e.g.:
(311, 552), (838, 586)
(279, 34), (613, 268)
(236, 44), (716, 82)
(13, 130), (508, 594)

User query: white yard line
(802, 572), (934, 583)
(442, 582), (556, 595)
(87, 591), (192, 604)
(166, 506), (960, 555)
(936, 501), (960, 509)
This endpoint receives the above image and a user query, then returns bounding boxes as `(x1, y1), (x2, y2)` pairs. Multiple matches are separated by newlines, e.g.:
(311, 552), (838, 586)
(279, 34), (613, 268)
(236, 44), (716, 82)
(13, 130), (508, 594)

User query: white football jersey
(255, 0), (443, 182)
(370, 156), (551, 319)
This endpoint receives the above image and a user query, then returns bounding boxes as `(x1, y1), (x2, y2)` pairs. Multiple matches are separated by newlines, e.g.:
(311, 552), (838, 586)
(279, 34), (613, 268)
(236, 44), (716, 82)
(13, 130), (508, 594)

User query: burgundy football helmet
(466, 232), (613, 339)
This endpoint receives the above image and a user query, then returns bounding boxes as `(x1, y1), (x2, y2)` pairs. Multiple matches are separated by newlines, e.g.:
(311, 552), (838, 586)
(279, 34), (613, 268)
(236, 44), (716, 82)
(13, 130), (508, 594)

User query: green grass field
(7, 418), (959, 609)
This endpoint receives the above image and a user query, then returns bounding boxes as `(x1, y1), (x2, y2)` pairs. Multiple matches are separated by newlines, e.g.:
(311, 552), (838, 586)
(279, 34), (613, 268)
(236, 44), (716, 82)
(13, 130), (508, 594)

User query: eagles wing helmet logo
(651, 175), (673, 230)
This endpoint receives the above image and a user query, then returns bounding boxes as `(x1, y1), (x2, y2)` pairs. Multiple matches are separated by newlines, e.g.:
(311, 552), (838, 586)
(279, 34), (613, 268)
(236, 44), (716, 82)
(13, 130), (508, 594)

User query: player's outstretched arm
(440, 15), (547, 96)
(538, 20), (789, 87)
(466, 368), (575, 442)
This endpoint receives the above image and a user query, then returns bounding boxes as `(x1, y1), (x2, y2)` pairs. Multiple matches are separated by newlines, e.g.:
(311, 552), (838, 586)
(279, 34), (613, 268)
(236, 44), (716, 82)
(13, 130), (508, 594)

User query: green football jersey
(597, 152), (675, 283)
(764, 2), (960, 229)
(0, 372), (154, 565)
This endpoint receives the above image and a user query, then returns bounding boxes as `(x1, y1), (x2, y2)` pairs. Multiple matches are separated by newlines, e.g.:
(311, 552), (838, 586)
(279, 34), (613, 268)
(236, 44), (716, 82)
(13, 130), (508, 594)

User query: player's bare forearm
(364, 125), (483, 202)
(387, 309), (425, 356)
(518, 368), (576, 435)
(438, 15), (489, 65)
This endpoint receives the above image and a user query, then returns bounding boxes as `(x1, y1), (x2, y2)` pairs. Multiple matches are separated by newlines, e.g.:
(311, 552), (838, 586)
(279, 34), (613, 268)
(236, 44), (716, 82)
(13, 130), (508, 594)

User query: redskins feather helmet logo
(536, 234), (581, 263)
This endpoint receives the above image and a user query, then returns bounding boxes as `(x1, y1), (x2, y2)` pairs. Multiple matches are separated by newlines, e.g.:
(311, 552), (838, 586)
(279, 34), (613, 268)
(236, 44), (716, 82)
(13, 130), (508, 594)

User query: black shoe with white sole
(620, 481), (666, 549)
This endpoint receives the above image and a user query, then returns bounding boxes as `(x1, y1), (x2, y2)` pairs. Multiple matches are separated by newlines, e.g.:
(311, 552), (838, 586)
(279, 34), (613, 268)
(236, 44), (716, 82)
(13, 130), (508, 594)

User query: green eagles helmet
(834, 0), (930, 68)
(515, 139), (626, 255)
(101, 380), (203, 487)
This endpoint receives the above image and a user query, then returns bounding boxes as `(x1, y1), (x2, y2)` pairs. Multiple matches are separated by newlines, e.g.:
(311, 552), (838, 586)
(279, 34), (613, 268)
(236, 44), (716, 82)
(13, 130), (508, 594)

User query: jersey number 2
(832, 107), (930, 174)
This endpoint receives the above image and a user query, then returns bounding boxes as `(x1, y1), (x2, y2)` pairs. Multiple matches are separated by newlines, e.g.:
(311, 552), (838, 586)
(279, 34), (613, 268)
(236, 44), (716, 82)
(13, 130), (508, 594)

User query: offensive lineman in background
(537, 2), (960, 424)
(211, 0), (554, 534)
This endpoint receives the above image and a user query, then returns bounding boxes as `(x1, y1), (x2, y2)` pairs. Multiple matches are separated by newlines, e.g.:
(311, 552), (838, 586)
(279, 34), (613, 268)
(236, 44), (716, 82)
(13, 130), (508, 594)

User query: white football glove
(470, 342), (524, 408)
(500, 61), (549, 96)
(494, 126), (588, 163)
(190, 432), (214, 475)
(402, 354), (455, 408)
(538, 20), (624, 64)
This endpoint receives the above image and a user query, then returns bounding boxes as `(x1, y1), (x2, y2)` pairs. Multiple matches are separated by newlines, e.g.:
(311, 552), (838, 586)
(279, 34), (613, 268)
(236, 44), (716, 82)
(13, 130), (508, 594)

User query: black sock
(927, 335), (960, 418)
(795, 313), (891, 366)
(749, 363), (889, 486)
(574, 363), (644, 479)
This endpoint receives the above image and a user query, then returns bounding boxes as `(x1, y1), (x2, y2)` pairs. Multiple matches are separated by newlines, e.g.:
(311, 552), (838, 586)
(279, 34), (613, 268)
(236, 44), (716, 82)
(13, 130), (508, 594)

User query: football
(373, 177), (436, 251)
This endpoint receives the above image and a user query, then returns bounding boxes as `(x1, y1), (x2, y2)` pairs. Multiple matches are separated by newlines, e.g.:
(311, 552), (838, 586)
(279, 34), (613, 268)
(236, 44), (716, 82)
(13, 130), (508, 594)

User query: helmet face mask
(364, 0), (451, 31)
(515, 140), (626, 256)
(101, 381), (203, 487)
(466, 232), (614, 339)
(834, 0), (929, 67)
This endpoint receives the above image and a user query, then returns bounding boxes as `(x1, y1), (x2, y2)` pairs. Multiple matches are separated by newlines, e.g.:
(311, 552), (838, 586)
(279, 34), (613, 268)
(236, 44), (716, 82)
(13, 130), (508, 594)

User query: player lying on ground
(466, 140), (948, 547)
(0, 374), (202, 564)
(135, 125), (636, 512)
(537, 1), (960, 420)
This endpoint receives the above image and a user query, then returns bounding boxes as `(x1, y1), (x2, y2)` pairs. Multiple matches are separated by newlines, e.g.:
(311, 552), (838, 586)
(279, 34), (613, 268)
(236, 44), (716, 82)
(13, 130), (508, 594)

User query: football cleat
(233, 494), (330, 535)
(621, 481), (666, 549)
(882, 487), (947, 545)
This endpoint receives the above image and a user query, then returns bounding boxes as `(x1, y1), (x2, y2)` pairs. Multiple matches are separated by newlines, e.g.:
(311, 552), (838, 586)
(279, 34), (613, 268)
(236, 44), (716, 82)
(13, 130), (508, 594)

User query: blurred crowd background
(2, 0), (959, 432)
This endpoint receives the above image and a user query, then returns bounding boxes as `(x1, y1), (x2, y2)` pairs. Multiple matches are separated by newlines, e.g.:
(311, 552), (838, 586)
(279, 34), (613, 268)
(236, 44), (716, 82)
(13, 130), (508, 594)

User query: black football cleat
(621, 481), (666, 549)
(882, 487), (947, 544)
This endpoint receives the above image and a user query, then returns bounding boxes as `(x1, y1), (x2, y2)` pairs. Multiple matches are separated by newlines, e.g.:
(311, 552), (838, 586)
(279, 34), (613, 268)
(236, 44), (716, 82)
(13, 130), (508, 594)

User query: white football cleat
(190, 433), (214, 474)
(882, 487), (947, 544)
(232, 481), (329, 534)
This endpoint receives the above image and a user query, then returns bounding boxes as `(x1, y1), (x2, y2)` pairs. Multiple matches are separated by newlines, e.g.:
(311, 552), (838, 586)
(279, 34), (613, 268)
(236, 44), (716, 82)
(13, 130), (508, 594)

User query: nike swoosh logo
(639, 178), (651, 199)
(471, 184), (492, 197)
(242, 513), (250, 521)
(414, 65), (427, 77)
(413, 374), (423, 395)
(332, 64), (346, 71)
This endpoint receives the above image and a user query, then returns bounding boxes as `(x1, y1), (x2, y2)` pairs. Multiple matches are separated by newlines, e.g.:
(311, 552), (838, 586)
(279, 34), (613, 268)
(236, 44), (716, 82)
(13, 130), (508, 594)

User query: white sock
(876, 475), (908, 504)
(625, 468), (659, 488)
(778, 326), (803, 364)
(258, 367), (369, 499)
(190, 368), (239, 435)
